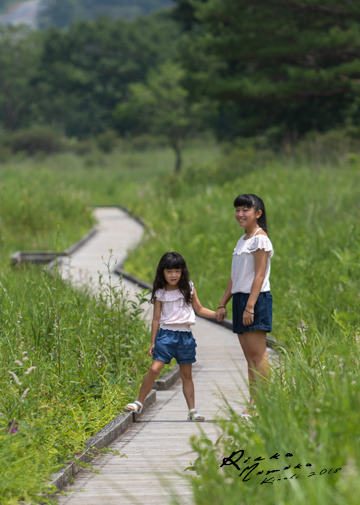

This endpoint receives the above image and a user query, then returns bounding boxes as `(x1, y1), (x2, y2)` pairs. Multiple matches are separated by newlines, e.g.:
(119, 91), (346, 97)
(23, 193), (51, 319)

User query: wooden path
(56, 207), (273, 505)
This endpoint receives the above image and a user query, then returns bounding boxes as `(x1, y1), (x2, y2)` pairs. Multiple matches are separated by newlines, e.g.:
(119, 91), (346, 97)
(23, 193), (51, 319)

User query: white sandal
(187, 408), (205, 422)
(240, 405), (256, 419)
(125, 400), (143, 413)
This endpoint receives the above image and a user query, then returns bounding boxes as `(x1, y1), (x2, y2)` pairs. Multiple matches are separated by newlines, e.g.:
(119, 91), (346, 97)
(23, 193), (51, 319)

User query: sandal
(125, 400), (143, 413)
(240, 405), (256, 419)
(187, 408), (205, 422)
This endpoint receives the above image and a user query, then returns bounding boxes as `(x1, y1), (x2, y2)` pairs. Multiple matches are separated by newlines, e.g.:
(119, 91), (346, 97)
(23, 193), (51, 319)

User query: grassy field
(0, 143), (220, 504)
(0, 138), (359, 504)
(119, 141), (360, 505)
(123, 151), (360, 347)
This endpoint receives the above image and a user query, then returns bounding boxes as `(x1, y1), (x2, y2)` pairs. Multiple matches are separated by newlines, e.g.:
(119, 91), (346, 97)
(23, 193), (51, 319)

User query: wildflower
(23, 356), (29, 361)
(297, 319), (308, 332)
(24, 366), (37, 375)
(22, 351), (27, 355)
(14, 360), (23, 366)
(8, 371), (22, 385)
(17, 311), (22, 324)
(21, 388), (30, 400)
(7, 419), (18, 434)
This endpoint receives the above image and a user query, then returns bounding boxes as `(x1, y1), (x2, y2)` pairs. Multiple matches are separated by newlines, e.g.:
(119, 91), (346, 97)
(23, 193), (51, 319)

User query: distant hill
(39, 0), (174, 29)
(0, 0), (174, 29)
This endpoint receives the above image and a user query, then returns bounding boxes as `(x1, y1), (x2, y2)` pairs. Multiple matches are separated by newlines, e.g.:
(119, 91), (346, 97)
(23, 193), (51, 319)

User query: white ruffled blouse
(231, 231), (274, 294)
(155, 285), (196, 331)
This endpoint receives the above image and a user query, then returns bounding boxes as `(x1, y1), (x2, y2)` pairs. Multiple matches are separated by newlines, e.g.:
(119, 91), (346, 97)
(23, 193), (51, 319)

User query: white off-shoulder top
(231, 229), (274, 294)
(155, 283), (196, 331)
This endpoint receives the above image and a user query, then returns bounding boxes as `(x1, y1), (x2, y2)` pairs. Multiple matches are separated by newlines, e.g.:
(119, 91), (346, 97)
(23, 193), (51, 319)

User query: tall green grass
(0, 264), (150, 503)
(123, 158), (360, 344)
(178, 319), (360, 505)
(0, 143), (218, 262)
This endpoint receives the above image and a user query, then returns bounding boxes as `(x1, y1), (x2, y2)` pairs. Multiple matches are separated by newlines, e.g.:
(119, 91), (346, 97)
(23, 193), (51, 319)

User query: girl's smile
(164, 268), (182, 289)
(235, 206), (262, 234)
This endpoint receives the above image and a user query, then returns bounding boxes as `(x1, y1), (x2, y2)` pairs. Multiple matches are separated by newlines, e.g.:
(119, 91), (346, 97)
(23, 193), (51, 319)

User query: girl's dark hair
(151, 252), (191, 304)
(233, 193), (268, 234)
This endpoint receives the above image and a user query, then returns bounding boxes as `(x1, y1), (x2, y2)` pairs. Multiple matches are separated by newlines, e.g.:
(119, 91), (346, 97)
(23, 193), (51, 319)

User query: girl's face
(163, 268), (181, 289)
(235, 205), (261, 230)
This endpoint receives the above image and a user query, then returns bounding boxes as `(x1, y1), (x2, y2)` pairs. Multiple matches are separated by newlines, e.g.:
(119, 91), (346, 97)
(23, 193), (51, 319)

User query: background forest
(0, 1), (360, 505)
(1, 0), (360, 167)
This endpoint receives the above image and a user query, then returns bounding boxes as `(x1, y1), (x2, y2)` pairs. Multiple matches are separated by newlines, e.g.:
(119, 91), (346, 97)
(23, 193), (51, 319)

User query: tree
(178, 0), (360, 140)
(0, 26), (42, 130)
(114, 62), (210, 172)
(33, 14), (180, 137)
(172, 0), (206, 31)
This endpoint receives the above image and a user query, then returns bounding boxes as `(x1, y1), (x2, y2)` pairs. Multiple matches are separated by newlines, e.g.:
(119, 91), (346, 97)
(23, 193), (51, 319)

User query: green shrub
(71, 138), (95, 155)
(2, 126), (65, 155)
(124, 133), (168, 151)
(290, 129), (360, 166)
(96, 129), (119, 153)
(0, 144), (11, 162)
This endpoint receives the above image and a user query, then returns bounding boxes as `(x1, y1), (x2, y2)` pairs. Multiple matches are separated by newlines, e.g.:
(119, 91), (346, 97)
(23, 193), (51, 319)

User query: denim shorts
(232, 292), (272, 335)
(153, 328), (197, 364)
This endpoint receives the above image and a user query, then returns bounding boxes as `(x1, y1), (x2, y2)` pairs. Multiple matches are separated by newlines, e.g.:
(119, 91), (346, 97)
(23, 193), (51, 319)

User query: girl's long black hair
(151, 252), (192, 304)
(234, 193), (268, 234)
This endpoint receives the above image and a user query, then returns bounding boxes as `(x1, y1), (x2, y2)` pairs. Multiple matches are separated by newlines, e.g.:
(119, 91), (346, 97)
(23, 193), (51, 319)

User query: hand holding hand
(216, 307), (227, 322)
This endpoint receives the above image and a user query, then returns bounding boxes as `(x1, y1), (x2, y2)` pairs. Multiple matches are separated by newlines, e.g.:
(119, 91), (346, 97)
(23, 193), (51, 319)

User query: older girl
(216, 194), (274, 416)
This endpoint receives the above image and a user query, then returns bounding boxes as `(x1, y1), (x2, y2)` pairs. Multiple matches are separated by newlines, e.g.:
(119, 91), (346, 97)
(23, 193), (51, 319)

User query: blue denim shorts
(232, 292), (272, 335)
(153, 328), (197, 364)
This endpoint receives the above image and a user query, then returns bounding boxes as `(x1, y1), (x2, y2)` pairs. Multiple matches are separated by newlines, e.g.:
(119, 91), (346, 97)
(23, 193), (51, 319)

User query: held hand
(216, 307), (227, 322)
(149, 344), (155, 356)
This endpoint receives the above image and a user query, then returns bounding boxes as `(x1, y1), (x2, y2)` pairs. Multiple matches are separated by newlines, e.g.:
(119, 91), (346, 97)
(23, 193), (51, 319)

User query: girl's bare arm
(216, 278), (233, 321)
(149, 300), (162, 355)
(191, 287), (216, 319)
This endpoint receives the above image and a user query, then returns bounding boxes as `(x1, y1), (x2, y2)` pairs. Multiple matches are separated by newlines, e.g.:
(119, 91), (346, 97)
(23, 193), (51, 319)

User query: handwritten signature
(220, 450), (342, 484)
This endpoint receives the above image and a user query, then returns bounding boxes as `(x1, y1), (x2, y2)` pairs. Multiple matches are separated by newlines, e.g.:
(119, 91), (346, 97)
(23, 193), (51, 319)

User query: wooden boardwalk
(56, 207), (271, 505)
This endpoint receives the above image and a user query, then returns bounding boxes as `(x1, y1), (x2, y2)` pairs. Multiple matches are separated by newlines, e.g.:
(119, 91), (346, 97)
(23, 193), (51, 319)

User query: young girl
(125, 251), (217, 421)
(216, 194), (274, 416)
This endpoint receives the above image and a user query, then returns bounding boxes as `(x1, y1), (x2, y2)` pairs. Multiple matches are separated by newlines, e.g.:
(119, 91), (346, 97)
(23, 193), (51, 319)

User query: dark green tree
(178, 0), (360, 140)
(172, 0), (206, 31)
(0, 26), (42, 130)
(115, 62), (211, 172)
(33, 14), (180, 136)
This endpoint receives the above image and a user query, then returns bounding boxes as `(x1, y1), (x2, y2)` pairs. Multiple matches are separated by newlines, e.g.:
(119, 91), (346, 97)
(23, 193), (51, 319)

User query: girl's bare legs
(180, 363), (204, 420)
(180, 364), (195, 410)
(136, 359), (165, 404)
(238, 330), (270, 411)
